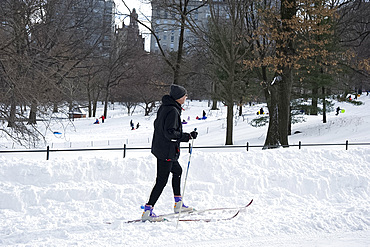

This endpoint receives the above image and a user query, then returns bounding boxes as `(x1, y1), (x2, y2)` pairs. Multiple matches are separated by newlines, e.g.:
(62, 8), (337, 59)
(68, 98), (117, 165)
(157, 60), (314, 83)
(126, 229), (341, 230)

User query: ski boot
(174, 196), (194, 213)
(141, 205), (164, 222)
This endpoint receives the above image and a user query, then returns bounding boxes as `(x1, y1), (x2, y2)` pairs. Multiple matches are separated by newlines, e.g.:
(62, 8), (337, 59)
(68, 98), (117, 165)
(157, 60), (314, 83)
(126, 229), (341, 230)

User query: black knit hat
(170, 84), (187, 100)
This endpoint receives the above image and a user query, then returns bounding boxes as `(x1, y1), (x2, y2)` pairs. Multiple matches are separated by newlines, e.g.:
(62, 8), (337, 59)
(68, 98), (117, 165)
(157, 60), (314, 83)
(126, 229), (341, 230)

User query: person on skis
(142, 84), (198, 222)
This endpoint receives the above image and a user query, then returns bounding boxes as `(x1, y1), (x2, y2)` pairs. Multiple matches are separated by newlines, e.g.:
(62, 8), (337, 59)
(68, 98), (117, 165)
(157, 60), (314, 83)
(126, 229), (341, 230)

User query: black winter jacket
(151, 95), (190, 161)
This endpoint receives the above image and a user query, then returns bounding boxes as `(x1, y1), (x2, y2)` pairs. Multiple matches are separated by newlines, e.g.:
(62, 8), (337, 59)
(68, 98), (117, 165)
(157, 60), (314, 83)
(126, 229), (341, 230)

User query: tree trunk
(262, 66), (280, 149)
(7, 85), (16, 128)
(311, 86), (318, 115)
(277, 69), (293, 147)
(211, 82), (219, 110)
(103, 83), (109, 118)
(225, 102), (234, 145)
(173, 12), (186, 85)
(322, 86), (326, 123)
(275, 0), (296, 148)
(263, 85), (280, 149)
(53, 103), (58, 113)
(211, 99), (218, 110)
(87, 83), (92, 117)
(144, 102), (155, 116)
(92, 100), (97, 118)
(238, 98), (243, 116)
(28, 101), (37, 125)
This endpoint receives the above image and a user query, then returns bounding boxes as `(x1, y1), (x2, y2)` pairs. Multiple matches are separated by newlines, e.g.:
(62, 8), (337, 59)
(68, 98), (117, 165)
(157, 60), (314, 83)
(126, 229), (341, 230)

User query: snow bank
(0, 148), (369, 246)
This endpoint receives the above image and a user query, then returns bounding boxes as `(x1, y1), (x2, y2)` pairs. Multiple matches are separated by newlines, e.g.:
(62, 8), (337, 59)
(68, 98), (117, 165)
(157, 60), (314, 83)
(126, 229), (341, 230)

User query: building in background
(114, 8), (145, 53)
(150, 0), (227, 54)
(51, 0), (116, 57)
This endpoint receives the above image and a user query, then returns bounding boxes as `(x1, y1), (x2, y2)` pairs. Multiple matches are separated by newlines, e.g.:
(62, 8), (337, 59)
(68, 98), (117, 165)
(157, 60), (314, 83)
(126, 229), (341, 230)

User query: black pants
(147, 159), (182, 206)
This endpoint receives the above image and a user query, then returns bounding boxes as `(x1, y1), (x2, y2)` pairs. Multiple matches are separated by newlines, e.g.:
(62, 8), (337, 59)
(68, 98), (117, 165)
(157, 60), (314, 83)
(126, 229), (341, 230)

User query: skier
(130, 120), (135, 130)
(142, 84), (198, 222)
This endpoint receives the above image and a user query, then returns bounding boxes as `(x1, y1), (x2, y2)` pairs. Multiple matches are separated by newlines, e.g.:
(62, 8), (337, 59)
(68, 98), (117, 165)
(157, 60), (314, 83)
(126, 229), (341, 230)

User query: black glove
(190, 131), (198, 139)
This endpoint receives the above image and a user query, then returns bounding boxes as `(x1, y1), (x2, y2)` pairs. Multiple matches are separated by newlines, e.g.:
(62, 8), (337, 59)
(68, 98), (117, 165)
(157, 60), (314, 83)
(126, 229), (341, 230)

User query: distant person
(203, 110), (206, 118)
(142, 84), (198, 222)
(336, 107), (341, 116)
(100, 115), (105, 123)
(136, 122), (140, 129)
(94, 119), (99, 124)
(130, 120), (135, 130)
(260, 107), (264, 115)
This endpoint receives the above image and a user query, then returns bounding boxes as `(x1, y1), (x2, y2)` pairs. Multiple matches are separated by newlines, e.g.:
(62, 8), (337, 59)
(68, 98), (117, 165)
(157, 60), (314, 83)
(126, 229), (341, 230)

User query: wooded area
(0, 0), (369, 147)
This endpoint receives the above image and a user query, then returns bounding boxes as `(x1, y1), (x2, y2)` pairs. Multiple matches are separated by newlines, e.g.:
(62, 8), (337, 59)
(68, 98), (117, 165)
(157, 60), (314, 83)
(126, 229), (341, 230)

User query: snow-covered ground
(0, 94), (369, 246)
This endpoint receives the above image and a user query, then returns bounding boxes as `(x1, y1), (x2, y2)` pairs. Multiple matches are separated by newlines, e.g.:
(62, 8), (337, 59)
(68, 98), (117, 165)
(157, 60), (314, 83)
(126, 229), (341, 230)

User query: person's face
(176, 94), (188, 105)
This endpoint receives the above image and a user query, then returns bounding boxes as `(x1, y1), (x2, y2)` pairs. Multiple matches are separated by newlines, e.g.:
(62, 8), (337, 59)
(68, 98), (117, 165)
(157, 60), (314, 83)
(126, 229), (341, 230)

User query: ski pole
(176, 128), (196, 228)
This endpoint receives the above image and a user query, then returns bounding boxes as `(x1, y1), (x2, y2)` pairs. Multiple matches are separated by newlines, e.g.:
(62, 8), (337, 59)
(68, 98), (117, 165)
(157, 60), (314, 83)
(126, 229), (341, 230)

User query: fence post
(46, 146), (50, 160)
(299, 141), (301, 149)
(189, 143), (191, 153)
(346, 140), (348, 150)
(246, 142), (249, 151)
(123, 144), (126, 158)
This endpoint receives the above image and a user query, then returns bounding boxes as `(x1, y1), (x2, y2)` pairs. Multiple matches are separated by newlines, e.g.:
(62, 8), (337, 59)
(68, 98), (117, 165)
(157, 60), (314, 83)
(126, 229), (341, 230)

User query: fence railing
(1, 140), (370, 160)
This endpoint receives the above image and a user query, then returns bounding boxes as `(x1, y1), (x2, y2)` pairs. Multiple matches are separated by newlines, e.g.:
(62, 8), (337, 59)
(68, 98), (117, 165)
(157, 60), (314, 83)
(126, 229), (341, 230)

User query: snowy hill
(0, 95), (369, 246)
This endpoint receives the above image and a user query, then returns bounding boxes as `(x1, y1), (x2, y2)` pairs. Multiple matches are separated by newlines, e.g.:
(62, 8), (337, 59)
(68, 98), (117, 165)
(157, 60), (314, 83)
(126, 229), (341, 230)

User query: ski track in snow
(0, 149), (369, 246)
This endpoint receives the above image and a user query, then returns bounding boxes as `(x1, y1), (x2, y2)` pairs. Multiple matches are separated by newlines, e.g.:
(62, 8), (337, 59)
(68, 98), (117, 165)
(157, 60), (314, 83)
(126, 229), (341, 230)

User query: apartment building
(52, 0), (116, 57)
(150, 0), (227, 54)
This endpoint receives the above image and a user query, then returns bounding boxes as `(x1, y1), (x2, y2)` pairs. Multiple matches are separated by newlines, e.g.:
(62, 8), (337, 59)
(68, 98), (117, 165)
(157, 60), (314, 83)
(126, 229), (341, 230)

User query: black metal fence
(1, 140), (370, 160)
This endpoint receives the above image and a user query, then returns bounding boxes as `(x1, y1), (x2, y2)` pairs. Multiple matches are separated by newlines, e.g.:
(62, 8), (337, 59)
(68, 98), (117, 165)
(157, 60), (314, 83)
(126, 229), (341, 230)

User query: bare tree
(112, 53), (169, 116)
(0, 0), (116, 146)
(336, 0), (370, 91)
(204, 0), (251, 145)
(121, 0), (208, 86)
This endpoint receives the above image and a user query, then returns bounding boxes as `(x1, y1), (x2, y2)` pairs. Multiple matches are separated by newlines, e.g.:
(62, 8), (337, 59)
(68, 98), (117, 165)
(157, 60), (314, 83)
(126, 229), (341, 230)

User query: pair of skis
(107, 199), (253, 224)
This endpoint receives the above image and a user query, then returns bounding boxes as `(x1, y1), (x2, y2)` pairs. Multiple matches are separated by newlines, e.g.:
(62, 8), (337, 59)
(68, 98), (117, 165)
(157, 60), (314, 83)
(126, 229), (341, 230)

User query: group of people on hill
(92, 115), (142, 130)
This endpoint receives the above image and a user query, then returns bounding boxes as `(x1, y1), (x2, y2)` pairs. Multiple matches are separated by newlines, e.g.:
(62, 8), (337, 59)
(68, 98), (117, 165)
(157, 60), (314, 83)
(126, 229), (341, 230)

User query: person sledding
(142, 84), (198, 222)
(257, 107), (264, 115)
(336, 106), (341, 116)
(202, 110), (207, 120)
